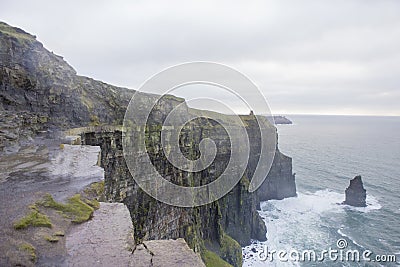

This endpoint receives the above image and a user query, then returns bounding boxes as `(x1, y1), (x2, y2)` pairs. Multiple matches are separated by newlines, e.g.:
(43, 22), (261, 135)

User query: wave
(337, 228), (365, 249)
(243, 190), (382, 266)
(342, 194), (382, 213)
(242, 242), (300, 267)
(260, 189), (381, 215)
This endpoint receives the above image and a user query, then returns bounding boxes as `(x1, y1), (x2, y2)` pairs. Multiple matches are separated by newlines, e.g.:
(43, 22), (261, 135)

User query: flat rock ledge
(66, 202), (205, 267)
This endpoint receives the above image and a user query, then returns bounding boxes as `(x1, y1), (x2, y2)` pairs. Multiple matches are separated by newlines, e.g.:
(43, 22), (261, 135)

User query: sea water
(243, 115), (400, 266)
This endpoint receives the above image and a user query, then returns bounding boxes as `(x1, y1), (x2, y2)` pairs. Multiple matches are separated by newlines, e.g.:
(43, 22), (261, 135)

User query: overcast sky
(1, 0), (400, 115)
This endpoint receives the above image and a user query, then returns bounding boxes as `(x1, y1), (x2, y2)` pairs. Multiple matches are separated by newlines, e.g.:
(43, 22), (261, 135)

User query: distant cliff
(273, 116), (292, 125)
(0, 21), (296, 266)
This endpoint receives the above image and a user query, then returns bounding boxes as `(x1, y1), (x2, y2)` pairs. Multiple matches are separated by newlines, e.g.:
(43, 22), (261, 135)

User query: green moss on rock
(44, 235), (60, 243)
(220, 234), (242, 267)
(89, 114), (100, 126)
(84, 181), (105, 202)
(83, 198), (100, 209)
(54, 231), (65, 236)
(14, 208), (52, 230)
(38, 194), (95, 223)
(202, 249), (232, 267)
(0, 21), (36, 43)
(19, 243), (36, 263)
(162, 94), (185, 102)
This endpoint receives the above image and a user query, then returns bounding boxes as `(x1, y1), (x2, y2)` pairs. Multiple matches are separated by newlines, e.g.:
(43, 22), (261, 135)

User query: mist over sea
(243, 115), (400, 266)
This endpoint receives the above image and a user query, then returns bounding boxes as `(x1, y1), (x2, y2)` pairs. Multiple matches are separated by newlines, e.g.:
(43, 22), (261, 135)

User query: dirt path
(0, 134), (104, 266)
(0, 134), (206, 267)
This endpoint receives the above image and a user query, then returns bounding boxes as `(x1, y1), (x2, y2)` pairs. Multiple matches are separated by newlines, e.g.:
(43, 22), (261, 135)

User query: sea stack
(343, 175), (367, 207)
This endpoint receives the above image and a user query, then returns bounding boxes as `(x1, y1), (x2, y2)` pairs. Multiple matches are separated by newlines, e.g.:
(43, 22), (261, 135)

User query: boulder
(343, 175), (367, 207)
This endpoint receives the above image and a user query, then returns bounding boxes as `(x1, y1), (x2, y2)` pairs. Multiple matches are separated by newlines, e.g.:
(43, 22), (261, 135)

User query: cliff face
(81, 116), (296, 266)
(81, 122), (267, 267)
(0, 22), (297, 267)
(257, 151), (296, 201)
(0, 22), (133, 150)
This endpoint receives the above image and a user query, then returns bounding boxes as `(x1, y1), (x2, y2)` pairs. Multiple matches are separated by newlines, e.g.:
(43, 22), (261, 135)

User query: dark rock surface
(81, 115), (296, 266)
(81, 123), (265, 267)
(0, 21), (133, 150)
(256, 151), (296, 201)
(343, 175), (367, 207)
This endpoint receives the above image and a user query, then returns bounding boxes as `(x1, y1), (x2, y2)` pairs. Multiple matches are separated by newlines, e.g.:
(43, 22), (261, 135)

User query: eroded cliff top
(0, 22), (37, 42)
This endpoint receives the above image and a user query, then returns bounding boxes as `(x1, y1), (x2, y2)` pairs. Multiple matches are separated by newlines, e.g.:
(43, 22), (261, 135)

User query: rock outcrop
(343, 175), (367, 207)
(0, 21), (133, 150)
(272, 115), (292, 125)
(257, 151), (296, 201)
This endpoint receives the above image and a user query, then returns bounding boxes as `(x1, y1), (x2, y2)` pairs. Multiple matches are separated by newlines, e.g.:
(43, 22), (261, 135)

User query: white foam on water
(343, 194), (382, 213)
(243, 190), (382, 266)
(337, 228), (364, 249)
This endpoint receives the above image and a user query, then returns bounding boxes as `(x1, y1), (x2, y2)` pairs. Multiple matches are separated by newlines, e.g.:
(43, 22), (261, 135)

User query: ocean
(243, 115), (400, 266)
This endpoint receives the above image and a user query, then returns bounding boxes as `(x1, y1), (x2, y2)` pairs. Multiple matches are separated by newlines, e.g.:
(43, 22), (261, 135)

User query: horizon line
(274, 113), (400, 117)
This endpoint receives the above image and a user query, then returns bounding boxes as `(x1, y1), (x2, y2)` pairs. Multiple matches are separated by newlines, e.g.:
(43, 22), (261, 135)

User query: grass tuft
(84, 181), (105, 202)
(83, 198), (100, 209)
(19, 243), (36, 263)
(38, 194), (95, 223)
(44, 235), (60, 243)
(14, 209), (52, 230)
(54, 231), (65, 236)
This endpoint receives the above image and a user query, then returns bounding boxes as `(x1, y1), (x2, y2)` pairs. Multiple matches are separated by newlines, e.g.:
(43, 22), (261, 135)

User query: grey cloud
(0, 0), (399, 115)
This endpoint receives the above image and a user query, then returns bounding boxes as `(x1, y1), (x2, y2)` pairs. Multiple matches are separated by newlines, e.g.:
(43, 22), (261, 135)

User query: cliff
(80, 105), (296, 266)
(272, 115), (292, 125)
(0, 21), (133, 150)
(0, 21), (296, 266)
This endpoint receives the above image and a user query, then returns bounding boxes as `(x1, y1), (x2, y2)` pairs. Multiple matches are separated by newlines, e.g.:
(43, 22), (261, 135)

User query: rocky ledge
(66, 202), (204, 267)
(343, 175), (367, 207)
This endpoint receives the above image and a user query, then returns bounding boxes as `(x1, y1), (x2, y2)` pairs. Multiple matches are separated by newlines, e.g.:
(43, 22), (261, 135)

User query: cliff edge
(66, 202), (205, 267)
